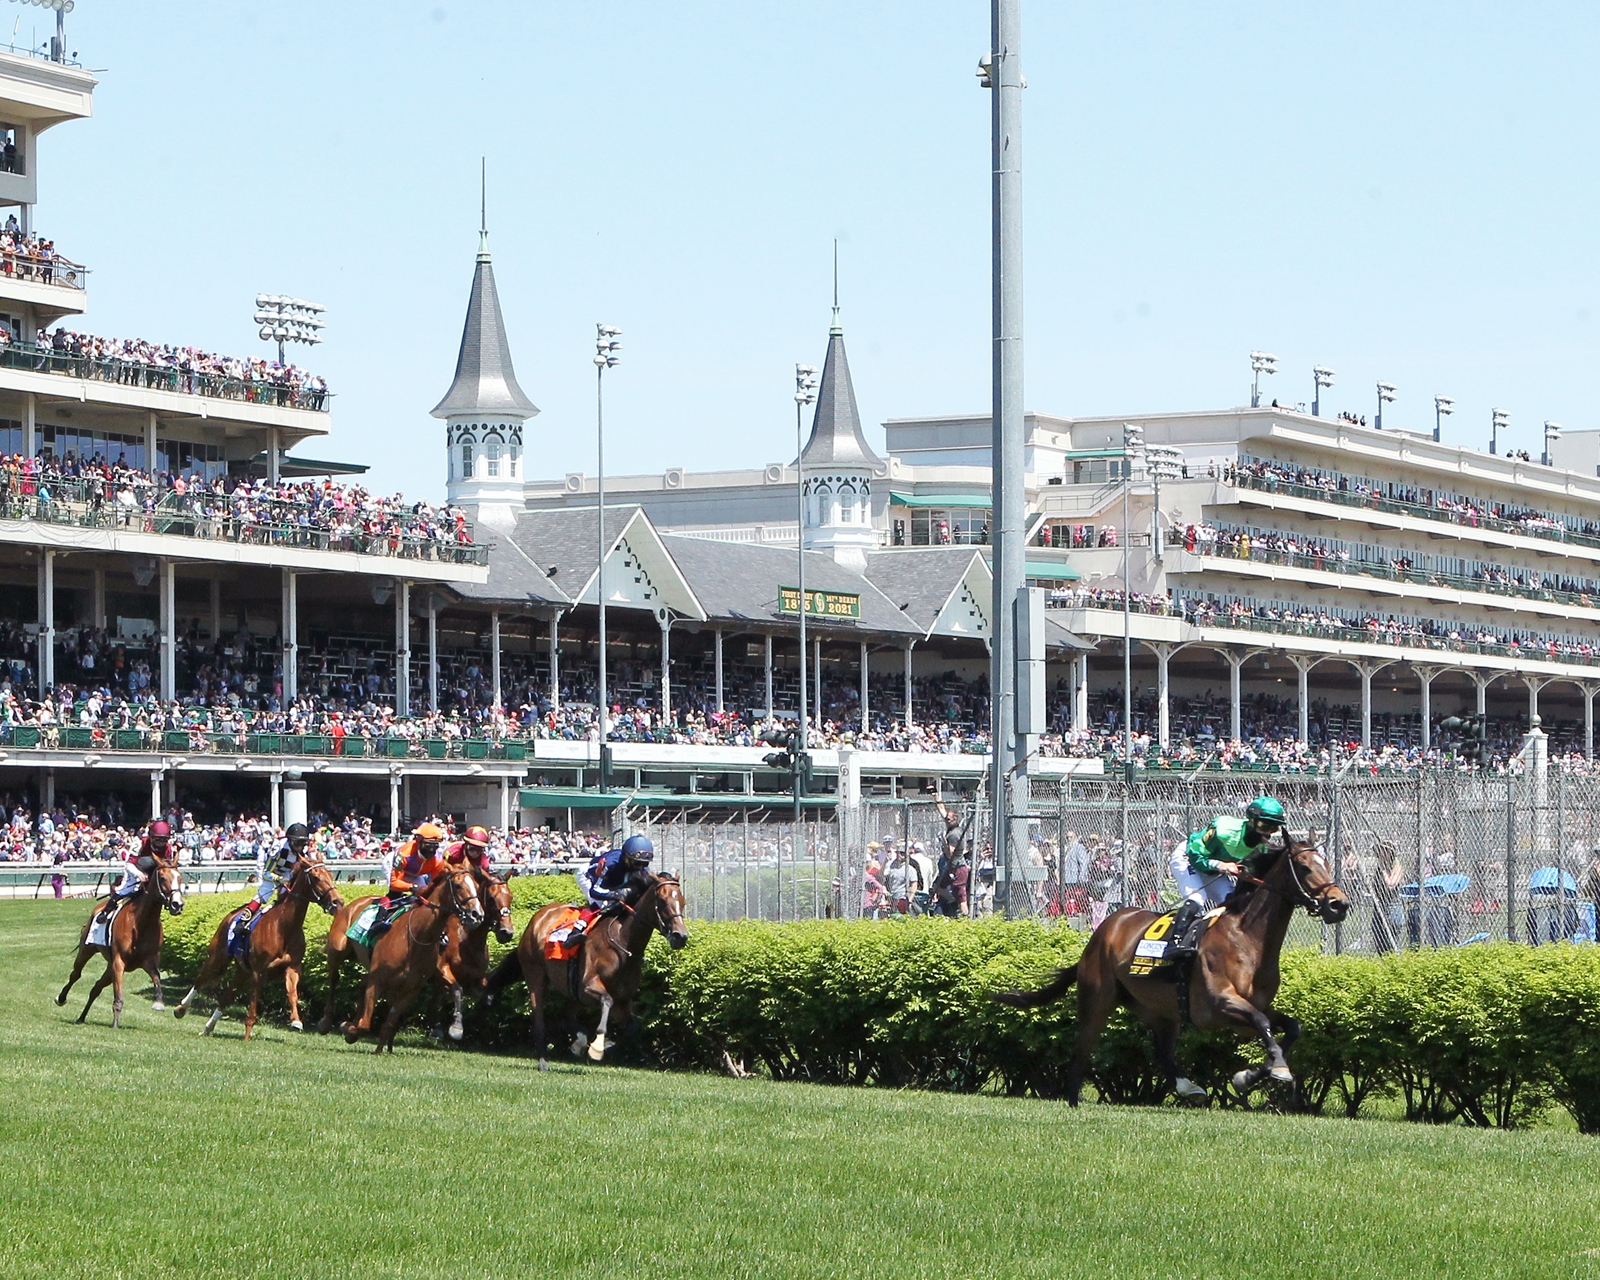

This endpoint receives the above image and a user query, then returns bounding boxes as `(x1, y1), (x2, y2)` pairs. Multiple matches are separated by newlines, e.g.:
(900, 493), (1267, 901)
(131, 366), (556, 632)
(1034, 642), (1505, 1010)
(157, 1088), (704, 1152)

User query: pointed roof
(431, 233), (539, 420)
(800, 310), (882, 470)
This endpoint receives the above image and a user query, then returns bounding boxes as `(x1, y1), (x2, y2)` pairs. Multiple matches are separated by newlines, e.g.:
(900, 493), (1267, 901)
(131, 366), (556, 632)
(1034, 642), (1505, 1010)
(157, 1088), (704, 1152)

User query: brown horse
(488, 873), (688, 1069)
(56, 859), (186, 1028)
(994, 836), (1349, 1105)
(172, 854), (345, 1039)
(434, 865), (515, 1042)
(340, 865), (485, 1053)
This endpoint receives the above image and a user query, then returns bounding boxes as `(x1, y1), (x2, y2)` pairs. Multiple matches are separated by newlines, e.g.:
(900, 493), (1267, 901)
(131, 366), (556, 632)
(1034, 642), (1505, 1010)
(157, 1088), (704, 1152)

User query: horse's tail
(991, 964), (1079, 1009)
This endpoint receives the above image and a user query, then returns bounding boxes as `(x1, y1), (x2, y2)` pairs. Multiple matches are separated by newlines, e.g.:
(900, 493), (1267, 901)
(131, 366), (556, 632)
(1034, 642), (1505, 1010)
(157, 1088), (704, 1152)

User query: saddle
(544, 906), (601, 961)
(1127, 907), (1225, 979)
(347, 898), (414, 948)
(86, 901), (126, 949)
(225, 908), (261, 960)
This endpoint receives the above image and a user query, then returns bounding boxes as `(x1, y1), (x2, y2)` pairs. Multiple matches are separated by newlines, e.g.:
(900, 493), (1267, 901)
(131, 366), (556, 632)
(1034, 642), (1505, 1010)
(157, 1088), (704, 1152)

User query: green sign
(779, 587), (861, 620)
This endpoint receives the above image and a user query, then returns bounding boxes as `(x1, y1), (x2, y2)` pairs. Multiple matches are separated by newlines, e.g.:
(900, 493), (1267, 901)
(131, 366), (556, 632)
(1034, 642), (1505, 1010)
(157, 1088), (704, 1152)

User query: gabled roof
(800, 315), (882, 470)
(452, 532), (569, 608)
(509, 506), (706, 620)
(863, 547), (987, 636)
(431, 234), (539, 420)
(661, 535), (920, 637)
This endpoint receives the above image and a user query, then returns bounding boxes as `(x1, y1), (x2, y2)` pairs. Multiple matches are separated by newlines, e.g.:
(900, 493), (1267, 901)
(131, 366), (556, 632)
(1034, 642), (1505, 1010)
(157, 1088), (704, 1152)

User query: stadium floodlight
(1433, 394), (1455, 442)
(1120, 423), (1146, 781)
(1375, 381), (1397, 431)
(1249, 351), (1278, 408)
(253, 295), (326, 365)
(8, 0), (75, 64)
(1312, 366), (1335, 417)
(1491, 407), (1510, 455)
(1543, 420), (1563, 467)
(594, 323), (623, 791)
(1145, 443), (1183, 564)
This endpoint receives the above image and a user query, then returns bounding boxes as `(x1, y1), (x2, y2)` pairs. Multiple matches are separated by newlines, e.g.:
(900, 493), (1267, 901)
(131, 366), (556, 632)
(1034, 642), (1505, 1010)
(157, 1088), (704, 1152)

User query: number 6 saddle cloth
(1127, 906), (1226, 978)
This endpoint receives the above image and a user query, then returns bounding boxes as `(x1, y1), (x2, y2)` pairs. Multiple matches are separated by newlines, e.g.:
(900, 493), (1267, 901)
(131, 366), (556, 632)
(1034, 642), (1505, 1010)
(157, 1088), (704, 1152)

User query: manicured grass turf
(4, 898), (1599, 1280)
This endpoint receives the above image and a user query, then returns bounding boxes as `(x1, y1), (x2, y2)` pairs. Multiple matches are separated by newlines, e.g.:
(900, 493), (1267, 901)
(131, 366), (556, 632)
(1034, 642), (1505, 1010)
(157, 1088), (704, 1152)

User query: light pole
(1544, 420), (1563, 467)
(1145, 444), (1182, 562)
(594, 324), (621, 790)
(1250, 352), (1278, 408)
(1433, 394), (1454, 443)
(794, 362), (820, 818)
(254, 294), (325, 367)
(1375, 381), (1396, 431)
(1312, 366), (1335, 418)
(1491, 408), (1509, 456)
(1121, 422), (1144, 783)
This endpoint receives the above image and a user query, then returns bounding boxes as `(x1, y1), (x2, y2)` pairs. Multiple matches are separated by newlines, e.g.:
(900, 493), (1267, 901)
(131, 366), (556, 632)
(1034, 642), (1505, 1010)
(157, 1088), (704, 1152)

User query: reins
(1237, 843), (1326, 915)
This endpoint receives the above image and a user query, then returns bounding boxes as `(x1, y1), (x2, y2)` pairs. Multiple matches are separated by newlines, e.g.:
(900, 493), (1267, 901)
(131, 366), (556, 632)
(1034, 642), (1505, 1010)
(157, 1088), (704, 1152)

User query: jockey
(97, 820), (170, 924)
(577, 834), (653, 913)
(447, 824), (493, 871)
(240, 822), (311, 921)
(1166, 796), (1286, 956)
(385, 821), (448, 907)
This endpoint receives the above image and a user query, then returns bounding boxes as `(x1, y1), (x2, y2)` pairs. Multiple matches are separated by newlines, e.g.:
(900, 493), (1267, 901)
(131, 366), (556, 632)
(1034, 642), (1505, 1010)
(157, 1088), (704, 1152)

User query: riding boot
(1167, 900), (1202, 958)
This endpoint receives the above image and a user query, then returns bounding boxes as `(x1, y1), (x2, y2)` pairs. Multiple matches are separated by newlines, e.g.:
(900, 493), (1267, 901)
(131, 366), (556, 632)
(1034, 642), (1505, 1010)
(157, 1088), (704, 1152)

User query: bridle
(288, 855), (340, 912)
(406, 867), (484, 946)
(1240, 840), (1336, 917)
(473, 866), (512, 936)
(152, 863), (185, 914)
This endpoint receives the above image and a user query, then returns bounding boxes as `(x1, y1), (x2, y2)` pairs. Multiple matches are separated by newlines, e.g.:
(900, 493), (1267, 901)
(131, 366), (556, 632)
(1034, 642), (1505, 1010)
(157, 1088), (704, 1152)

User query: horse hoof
(538, 1058), (548, 1072)
(151, 1001), (165, 1012)
(289, 1020), (303, 1032)
(1269, 1066), (1294, 1084)
(1176, 1077), (1209, 1102)
(173, 1005), (187, 1019)
(448, 1024), (464, 1042)
(587, 1036), (607, 1062)
(570, 1033), (589, 1057)
(53, 993), (66, 1007)
(1232, 1070), (1258, 1092)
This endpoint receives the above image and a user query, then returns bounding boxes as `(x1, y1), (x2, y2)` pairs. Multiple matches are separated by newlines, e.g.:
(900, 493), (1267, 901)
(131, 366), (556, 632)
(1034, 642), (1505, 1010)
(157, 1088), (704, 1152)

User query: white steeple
(799, 289), (882, 573)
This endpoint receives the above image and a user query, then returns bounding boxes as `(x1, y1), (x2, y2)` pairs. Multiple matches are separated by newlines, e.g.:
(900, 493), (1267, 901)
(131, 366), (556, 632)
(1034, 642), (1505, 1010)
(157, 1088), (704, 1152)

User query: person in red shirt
(445, 825), (492, 871)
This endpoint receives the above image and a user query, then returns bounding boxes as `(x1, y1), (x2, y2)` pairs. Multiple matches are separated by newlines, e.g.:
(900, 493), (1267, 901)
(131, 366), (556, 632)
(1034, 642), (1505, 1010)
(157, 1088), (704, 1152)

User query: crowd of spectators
(0, 220), (79, 288)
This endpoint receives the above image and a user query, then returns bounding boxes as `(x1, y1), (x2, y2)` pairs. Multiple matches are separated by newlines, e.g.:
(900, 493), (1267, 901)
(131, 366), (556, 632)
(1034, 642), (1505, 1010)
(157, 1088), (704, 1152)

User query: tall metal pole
(989, 0), (1025, 908)
(796, 391), (808, 821)
(1123, 470), (1133, 780)
(596, 360), (609, 790)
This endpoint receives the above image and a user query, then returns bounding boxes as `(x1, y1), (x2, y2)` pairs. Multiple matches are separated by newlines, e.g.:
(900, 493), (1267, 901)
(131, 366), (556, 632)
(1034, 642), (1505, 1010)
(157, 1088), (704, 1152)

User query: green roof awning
(627, 792), (837, 809)
(889, 491), (992, 509)
(1066, 448), (1132, 460)
(1024, 561), (1082, 581)
(519, 787), (631, 811)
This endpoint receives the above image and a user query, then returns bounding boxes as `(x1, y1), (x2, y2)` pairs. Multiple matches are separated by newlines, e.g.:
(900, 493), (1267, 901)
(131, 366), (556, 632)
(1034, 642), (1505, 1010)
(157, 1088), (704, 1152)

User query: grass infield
(3, 897), (1599, 1280)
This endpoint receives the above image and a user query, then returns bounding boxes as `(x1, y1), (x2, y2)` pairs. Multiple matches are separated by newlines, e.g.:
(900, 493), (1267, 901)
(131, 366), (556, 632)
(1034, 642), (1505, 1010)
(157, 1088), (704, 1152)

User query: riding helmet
(464, 825), (491, 848)
(1246, 796), (1286, 828)
(286, 822), (311, 844)
(620, 834), (655, 865)
(413, 821), (447, 844)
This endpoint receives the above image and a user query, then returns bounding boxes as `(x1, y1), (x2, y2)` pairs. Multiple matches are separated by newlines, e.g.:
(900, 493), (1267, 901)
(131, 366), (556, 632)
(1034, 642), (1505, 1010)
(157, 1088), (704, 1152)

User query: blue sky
(39, 1), (1600, 497)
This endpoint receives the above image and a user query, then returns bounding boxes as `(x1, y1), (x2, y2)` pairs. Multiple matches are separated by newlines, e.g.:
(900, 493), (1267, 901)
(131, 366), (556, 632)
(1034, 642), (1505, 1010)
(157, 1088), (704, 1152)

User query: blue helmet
(620, 834), (655, 865)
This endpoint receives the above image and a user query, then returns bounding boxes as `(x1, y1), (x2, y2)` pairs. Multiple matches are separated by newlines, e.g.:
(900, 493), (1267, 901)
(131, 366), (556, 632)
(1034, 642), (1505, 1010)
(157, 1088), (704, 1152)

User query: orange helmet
(464, 826), (490, 848)
(413, 821), (447, 844)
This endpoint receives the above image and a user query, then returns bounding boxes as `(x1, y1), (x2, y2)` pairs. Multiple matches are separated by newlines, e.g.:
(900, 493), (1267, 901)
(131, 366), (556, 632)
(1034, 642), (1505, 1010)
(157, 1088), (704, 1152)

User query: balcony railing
(0, 248), (86, 291)
(0, 724), (530, 759)
(1199, 539), (1600, 613)
(0, 483), (488, 566)
(0, 341), (329, 412)
(1230, 469), (1600, 554)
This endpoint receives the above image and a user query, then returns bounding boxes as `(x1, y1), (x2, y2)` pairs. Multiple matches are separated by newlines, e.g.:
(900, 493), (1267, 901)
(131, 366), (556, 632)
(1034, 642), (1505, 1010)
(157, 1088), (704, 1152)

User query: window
(487, 442), (500, 477)
(0, 124), (22, 176)
(909, 507), (990, 546)
(460, 444), (474, 478)
(509, 442), (521, 476)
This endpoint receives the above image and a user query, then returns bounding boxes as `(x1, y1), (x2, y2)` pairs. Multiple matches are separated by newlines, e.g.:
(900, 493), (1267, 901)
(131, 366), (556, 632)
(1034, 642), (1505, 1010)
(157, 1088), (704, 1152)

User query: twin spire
(801, 244), (881, 469)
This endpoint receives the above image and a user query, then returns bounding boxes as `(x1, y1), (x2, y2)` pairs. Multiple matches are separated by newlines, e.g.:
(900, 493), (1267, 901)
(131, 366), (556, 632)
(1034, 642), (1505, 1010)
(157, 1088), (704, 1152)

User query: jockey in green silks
(1165, 796), (1287, 956)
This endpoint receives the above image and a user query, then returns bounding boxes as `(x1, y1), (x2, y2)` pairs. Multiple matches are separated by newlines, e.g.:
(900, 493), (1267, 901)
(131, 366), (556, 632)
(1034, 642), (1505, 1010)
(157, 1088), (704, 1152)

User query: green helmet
(1246, 796), (1286, 827)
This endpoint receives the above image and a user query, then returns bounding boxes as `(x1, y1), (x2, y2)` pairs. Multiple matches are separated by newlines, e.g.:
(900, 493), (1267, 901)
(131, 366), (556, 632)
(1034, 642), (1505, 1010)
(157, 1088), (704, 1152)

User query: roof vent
(664, 468), (685, 489)
(563, 473), (585, 494)
(763, 463), (785, 485)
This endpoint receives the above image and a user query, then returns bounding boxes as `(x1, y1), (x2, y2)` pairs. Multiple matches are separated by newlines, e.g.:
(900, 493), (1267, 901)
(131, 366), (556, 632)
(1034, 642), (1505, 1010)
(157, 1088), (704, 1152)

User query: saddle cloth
(1127, 906), (1225, 978)
(225, 908), (261, 960)
(544, 906), (599, 961)
(347, 899), (413, 949)
(86, 901), (125, 949)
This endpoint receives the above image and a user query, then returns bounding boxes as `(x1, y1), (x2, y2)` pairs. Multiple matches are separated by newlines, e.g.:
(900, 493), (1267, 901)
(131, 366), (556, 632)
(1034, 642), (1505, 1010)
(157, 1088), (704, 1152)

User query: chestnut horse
(994, 836), (1349, 1105)
(487, 873), (688, 1068)
(56, 859), (186, 1027)
(340, 865), (484, 1053)
(434, 865), (515, 1042)
(172, 854), (345, 1039)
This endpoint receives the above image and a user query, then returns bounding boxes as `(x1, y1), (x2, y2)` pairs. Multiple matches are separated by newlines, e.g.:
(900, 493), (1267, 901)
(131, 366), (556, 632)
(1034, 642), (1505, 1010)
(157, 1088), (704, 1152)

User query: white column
(1227, 650), (1244, 742)
(1152, 643), (1172, 749)
(159, 558), (175, 701)
(813, 635), (822, 729)
(388, 770), (401, 835)
(903, 642), (914, 728)
(1415, 666), (1438, 750)
(280, 569), (297, 703)
(490, 609), (502, 709)
(548, 611), (561, 710)
(36, 549), (53, 690)
(427, 593), (438, 713)
(150, 771), (163, 823)
(22, 391), (34, 458)
(1359, 664), (1376, 749)
(1072, 652), (1089, 733)
(146, 410), (159, 473)
(499, 776), (510, 832)
(208, 576), (222, 643)
(1525, 676), (1544, 725)
(394, 579), (410, 716)
(267, 427), (280, 484)
(269, 772), (282, 830)
(714, 628), (724, 713)
(1291, 656), (1313, 744)
(764, 634), (774, 719)
(859, 640), (869, 731)
(91, 566), (105, 631)
(659, 614), (671, 721)
(1585, 685), (1596, 760)
(1473, 672), (1490, 717)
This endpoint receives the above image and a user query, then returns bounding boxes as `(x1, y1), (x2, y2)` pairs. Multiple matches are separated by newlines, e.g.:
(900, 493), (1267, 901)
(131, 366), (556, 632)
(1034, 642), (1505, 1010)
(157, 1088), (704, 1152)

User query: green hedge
(159, 896), (1600, 1132)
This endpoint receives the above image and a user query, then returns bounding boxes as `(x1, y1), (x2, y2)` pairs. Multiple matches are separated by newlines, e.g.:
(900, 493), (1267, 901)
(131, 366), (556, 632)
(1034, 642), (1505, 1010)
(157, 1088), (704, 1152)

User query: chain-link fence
(626, 756), (1600, 950)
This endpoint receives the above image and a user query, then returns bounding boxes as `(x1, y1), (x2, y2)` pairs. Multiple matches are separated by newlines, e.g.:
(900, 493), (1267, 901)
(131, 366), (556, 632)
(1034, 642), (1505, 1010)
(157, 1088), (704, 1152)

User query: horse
(993, 836), (1350, 1106)
(56, 859), (186, 1028)
(340, 865), (485, 1053)
(172, 853), (344, 1039)
(487, 872), (689, 1069)
(433, 863), (515, 1042)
